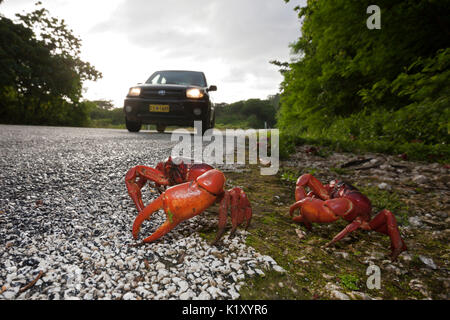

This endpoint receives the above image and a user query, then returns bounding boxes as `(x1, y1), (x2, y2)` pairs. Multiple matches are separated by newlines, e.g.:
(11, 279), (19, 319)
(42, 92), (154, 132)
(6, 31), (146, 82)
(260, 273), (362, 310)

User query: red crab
(125, 157), (252, 245)
(125, 156), (214, 212)
(289, 174), (407, 261)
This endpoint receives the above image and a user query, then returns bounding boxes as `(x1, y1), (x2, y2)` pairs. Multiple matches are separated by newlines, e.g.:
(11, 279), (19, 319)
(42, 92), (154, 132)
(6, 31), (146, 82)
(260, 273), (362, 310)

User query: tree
(93, 100), (115, 110)
(277, 0), (449, 145)
(0, 2), (102, 125)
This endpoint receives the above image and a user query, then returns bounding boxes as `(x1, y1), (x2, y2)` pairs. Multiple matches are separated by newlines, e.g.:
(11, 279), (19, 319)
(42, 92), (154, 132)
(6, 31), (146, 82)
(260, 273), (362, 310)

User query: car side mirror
(208, 85), (217, 92)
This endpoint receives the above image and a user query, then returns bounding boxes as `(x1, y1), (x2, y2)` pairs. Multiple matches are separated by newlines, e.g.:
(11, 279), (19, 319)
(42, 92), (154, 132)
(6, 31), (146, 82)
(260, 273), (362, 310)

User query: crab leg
(368, 209), (407, 261)
(125, 165), (170, 212)
(325, 219), (363, 246)
(212, 187), (252, 245)
(229, 187), (252, 236)
(212, 191), (230, 245)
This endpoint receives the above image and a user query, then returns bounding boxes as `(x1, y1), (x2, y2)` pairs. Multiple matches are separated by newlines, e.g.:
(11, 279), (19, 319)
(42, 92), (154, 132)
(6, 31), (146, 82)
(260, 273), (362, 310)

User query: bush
(277, 1), (450, 163)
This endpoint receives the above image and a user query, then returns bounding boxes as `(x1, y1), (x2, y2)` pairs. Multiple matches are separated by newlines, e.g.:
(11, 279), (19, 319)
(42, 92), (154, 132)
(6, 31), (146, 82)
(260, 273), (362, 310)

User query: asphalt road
(0, 125), (281, 300)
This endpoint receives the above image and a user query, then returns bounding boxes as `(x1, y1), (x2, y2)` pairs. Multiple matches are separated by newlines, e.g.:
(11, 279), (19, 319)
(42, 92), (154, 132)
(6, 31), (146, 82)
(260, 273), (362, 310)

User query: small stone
(123, 292), (136, 300)
(399, 252), (412, 262)
(273, 265), (286, 273)
(2, 291), (16, 299)
(409, 279), (429, 297)
(412, 175), (427, 184)
(349, 291), (373, 300)
(195, 291), (211, 300)
(333, 251), (349, 260)
(419, 255), (438, 270)
(255, 269), (265, 277)
(229, 288), (240, 300)
(177, 280), (189, 293)
(83, 293), (94, 300)
(230, 263), (241, 271)
(179, 291), (194, 300)
(295, 228), (306, 240)
(331, 290), (350, 300)
(377, 182), (391, 190)
(408, 216), (422, 227)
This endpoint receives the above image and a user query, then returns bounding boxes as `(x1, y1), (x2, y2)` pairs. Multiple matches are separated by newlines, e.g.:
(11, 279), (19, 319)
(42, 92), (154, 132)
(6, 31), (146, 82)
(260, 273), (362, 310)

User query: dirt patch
(206, 145), (449, 300)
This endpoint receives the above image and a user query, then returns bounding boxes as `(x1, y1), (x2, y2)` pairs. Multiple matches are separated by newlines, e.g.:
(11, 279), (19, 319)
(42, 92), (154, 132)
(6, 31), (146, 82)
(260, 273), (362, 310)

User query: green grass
(355, 184), (410, 225)
(339, 274), (361, 291)
(280, 132), (450, 163)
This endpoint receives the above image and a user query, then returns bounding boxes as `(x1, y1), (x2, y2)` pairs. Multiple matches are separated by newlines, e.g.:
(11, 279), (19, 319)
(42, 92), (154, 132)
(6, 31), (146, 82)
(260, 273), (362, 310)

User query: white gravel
(0, 125), (284, 300)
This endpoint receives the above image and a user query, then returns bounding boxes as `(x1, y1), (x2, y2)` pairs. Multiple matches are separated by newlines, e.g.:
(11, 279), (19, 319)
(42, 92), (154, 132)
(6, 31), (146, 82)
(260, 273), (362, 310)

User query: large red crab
(289, 174), (407, 261)
(125, 157), (252, 245)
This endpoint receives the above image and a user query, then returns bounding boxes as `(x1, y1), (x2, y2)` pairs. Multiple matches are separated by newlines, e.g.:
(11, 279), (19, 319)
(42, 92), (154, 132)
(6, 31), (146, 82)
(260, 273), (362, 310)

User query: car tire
(126, 118), (141, 132)
(156, 124), (166, 133)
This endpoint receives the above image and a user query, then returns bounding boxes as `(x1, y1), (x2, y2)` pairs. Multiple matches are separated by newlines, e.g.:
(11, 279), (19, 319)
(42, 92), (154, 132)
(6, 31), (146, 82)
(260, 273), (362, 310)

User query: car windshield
(146, 71), (206, 87)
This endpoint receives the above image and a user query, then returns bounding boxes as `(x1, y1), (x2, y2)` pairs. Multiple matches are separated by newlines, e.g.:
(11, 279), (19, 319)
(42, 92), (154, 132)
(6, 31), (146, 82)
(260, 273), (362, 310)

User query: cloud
(89, 0), (303, 102)
(1, 0), (305, 105)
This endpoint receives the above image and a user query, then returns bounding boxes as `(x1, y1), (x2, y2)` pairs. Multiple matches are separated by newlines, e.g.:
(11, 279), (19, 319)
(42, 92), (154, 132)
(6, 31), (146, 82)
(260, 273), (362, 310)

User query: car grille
(140, 88), (185, 99)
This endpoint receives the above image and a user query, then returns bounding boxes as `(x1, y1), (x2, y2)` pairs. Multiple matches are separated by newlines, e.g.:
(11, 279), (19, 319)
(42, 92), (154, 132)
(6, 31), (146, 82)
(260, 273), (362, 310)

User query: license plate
(149, 104), (170, 112)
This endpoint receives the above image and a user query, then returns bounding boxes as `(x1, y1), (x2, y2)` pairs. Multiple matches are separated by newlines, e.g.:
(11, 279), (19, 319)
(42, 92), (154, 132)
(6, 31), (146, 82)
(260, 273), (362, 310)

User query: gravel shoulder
(0, 125), (285, 300)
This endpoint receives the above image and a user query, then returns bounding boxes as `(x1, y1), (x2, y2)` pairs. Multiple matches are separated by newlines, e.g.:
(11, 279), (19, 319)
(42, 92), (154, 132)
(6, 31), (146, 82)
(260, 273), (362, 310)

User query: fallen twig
(340, 158), (373, 168)
(19, 271), (44, 294)
(353, 164), (381, 171)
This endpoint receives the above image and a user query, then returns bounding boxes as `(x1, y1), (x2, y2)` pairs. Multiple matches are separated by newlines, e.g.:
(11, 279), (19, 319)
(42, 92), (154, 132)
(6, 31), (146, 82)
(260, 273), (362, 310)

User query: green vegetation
(339, 274), (360, 291)
(0, 2), (102, 127)
(277, 0), (450, 162)
(356, 184), (409, 225)
(88, 100), (125, 128)
(215, 95), (280, 129)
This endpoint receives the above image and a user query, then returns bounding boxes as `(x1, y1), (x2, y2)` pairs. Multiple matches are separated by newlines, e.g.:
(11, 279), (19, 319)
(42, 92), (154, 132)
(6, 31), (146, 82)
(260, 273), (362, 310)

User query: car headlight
(186, 88), (204, 99)
(128, 87), (141, 96)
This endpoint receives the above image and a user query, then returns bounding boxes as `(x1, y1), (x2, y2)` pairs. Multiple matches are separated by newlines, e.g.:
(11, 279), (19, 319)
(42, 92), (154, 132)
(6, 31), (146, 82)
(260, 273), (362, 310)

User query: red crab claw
(132, 169), (225, 244)
(294, 174), (331, 202)
(125, 165), (170, 212)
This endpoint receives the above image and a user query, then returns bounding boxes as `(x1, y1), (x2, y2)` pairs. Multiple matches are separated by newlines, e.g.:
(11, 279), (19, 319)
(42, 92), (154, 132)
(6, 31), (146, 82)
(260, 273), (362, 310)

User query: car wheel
(156, 124), (166, 133)
(126, 118), (141, 132)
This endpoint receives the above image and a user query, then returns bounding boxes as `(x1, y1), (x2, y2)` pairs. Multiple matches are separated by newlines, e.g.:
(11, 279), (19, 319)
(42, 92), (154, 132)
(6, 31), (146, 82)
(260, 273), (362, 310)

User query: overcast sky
(1, 0), (304, 107)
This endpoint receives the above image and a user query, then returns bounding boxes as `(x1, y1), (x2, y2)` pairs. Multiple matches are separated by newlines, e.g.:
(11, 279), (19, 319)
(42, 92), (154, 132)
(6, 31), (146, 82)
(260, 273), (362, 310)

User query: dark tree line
(0, 1), (102, 126)
(215, 95), (280, 129)
(276, 0), (449, 161)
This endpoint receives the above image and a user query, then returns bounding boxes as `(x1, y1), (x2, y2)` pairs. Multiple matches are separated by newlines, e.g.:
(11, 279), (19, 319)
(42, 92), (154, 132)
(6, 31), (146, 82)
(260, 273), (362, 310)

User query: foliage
(89, 101), (125, 128)
(0, 2), (102, 126)
(339, 274), (360, 291)
(215, 95), (280, 129)
(277, 0), (450, 162)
